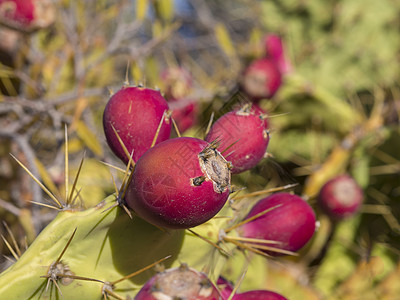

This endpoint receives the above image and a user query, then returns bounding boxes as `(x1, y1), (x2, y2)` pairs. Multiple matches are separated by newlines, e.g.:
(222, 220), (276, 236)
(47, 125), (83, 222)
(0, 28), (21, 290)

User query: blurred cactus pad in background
(0, 0), (399, 299)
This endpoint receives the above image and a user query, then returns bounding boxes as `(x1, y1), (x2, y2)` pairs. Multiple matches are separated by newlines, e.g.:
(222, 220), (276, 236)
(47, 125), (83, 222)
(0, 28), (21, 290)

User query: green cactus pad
(0, 195), (185, 299)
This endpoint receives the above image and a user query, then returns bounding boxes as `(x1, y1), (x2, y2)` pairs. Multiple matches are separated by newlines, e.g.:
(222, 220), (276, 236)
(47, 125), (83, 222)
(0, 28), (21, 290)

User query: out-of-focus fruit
(134, 264), (222, 300)
(240, 58), (282, 101)
(161, 67), (193, 100)
(237, 193), (316, 255)
(103, 86), (171, 165)
(170, 100), (198, 133)
(264, 34), (292, 74)
(317, 174), (363, 220)
(205, 105), (269, 174)
(0, 0), (55, 31)
(125, 137), (231, 229)
(0, 0), (34, 25)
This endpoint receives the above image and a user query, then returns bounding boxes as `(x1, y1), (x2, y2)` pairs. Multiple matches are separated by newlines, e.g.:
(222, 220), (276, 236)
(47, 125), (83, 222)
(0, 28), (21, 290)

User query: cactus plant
(1, 1), (399, 300)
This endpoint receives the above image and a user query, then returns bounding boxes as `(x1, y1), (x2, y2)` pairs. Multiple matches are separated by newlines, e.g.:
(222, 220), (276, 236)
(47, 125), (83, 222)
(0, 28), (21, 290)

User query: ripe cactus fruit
(264, 34), (292, 74)
(135, 264), (222, 300)
(240, 58), (282, 101)
(217, 276), (234, 299)
(125, 137), (232, 229)
(232, 290), (288, 300)
(317, 174), (363, 220)
(0, 0), (35, 26)
(237, 193), (316, 255)
(217, 276), (287, 300)
(0, 0), (55, 31)
(103, 86), (171, 164)
(205, 105), (269, 174)
(170, 100), (198, 133)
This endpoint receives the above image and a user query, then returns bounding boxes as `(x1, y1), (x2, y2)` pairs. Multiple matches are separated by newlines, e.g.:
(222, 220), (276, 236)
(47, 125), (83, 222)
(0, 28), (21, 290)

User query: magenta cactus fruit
(237, 193), (316, 255)
(216, 277), (287, 300)
(240, 58), (282, 101)
(0, 0), (55, 30)
(216, 276), (234, 299)
(233, 290), (288, 300)
(125, 137), (231, 229)
(103, 86), (171, 164)
(205, 105), (269, 174)
(134, 264), (222, 300)
(0, 0), (35, 26)
(264, 34), (292, 74)
(170, 100), (198, 133)
(317, 174), (363, 220)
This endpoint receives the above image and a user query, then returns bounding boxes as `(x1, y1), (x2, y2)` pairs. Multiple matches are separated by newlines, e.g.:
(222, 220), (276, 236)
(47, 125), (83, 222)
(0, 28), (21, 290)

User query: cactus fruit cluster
(0, 78), (316, 298)
(1, 1), (399, 300)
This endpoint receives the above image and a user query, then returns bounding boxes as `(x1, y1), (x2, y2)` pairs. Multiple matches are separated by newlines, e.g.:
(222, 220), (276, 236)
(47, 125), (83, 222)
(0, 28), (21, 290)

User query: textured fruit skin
(0, 0), (35, 26)
(317, 174), (363, 220)
(135, 265), (222, 300)
(238, 193), (316, 255)
(125, 137), (231, 229)
(103, 86), (171, 164)
(233, 290), (288, 300)
(205, 106), (269, 174)
(217, 277), (287, 300)
(240, 58), (282, 101)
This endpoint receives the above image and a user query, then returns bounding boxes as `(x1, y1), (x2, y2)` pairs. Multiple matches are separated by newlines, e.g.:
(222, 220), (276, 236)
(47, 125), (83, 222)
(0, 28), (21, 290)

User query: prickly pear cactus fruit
(1, 1), (399, 300)
(135, 264), (222, 300)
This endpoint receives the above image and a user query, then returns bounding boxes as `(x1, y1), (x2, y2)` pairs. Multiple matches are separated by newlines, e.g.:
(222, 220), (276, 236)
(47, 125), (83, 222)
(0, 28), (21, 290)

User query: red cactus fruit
(0, 0), (35, 26)
(170, 100), (198, 133)
(205, 105), (269, 174)
(216, 277), (287, 300)
(216, 276), (234, 299)
(134, 264), (222, 300)
(125, 137), (231, 229)
(317, 174), (363, 220)
(264, 34), (292, 74)
(0, 0), (55, 30)
(240, 58), (282, 101)
(233, 290), (288, 300)
(103, 86), (171, 165)
(249, 103), (269, 129)
(161, 67), (193, 100)
(237, 193), (316, 255)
